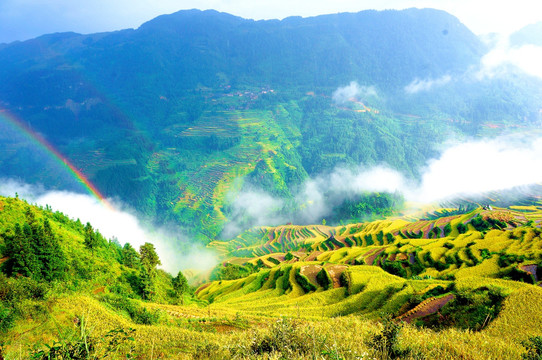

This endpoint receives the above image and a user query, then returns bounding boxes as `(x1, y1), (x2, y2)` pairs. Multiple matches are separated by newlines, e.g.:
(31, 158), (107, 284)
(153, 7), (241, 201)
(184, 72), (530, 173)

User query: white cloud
(226, 132), (542, 233)
(479, 36), (542, 79)
(222, 188), (286, 238)
(0, 180), (217, 273)
(332, 81), (378, 104)
(411, 134), (542, 202)
(295, 165), (405, 223)
(404, 75), (452, 94)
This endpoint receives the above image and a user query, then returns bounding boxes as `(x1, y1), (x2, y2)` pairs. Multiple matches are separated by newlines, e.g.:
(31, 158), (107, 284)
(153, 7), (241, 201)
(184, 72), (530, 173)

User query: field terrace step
(325, 264), (348, 288)
(305, 251), (323, 261)
(396, 294), (455, 323)
(521, 264), (539, 282)
(365, 247), (388, 265)
(300, 264), (323, 286)
(396, 253), (408, 261)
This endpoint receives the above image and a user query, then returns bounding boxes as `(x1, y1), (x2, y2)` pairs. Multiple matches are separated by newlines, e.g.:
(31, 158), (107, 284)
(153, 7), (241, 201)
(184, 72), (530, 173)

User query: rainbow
(0, 108), (113, 209)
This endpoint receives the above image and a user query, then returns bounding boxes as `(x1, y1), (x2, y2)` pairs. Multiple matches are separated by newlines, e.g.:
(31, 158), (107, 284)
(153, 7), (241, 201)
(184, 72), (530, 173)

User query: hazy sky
(1, 0), (542, 44)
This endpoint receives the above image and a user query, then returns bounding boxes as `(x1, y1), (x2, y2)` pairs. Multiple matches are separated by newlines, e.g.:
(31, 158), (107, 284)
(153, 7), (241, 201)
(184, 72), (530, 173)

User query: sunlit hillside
(1, 196), (542, 359)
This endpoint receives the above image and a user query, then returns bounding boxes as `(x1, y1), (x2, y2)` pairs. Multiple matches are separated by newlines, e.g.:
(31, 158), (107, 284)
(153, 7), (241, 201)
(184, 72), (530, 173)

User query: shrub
(281, 266), (292, 292)
(0, 303), (14, 334)
(101, 294), (160, 325)
(354, 257), (366, 265)
(349, 225), (363, 234)
(376, 231), (384, 244)
(465, 248), (480, 265)
(386, 233), (395, 243)
(381, 260), (407, 278)
(339, 271), (350, 289)
(29, 317), (137, 360)
(500, 267), (535, 284)
(434, 260), (450, 271)
(367, 315), (408, 359)
(250, 319), (310, 357)
(421, 287), (505, 331)
(454, 253), (464, 266)
(193, 342), (226, 360)
(129, 305), (160, 325)
(443, 223), (452, 236)
(423, 252), (435, 267)
(316, 268), (332, 290)
(210, 263), (254, 281)
(498, 253), (525, 267)
(9, 277), (49, 302)
(480, 249), (491, 260)
(471, 215), (507, 232)
(269, 269), (283, 288)
(522, 336), (542, 360)
(295, 270), (316, 293)
(445, 255), (455, 265)
(409, 253), (425, 277)
(457, 223), (468, 234)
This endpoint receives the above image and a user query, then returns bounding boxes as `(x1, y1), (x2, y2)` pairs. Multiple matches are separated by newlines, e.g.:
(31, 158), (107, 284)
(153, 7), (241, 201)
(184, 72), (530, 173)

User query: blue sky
(1, 0), (542, 43)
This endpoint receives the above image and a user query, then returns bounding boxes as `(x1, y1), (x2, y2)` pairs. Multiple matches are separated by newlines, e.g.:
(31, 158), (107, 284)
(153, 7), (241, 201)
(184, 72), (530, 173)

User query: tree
(4, 223), (39, 278)
(139, 243), (161, 274)
(138, 242), (161, 300)
(121, 243), (140, 268)
(172, 271), (189, 305)
(40, 219), (66, 281)
(84, 222), (98, 253)
(2, 220), (65, 281)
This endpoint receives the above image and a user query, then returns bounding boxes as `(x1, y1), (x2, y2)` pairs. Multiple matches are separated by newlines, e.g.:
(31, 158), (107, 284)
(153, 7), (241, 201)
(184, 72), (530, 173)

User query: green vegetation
(522, 336), (542, 360)
(1, 9), (542, 358)
(2, 9), (541, 243)
(0, 196), (194, 358)
(2, 196), (542, 358)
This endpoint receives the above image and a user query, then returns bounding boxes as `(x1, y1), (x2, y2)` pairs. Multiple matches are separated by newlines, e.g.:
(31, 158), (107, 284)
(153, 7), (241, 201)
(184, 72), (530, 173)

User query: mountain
(1, 9), (542, 241)
(0, 8), (483, 96)
(510, 21), (542, 46)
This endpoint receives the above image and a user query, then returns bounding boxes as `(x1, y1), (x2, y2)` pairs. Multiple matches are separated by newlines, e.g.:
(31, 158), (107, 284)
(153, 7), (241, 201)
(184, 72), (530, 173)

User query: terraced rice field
(397, 294), (455, 323)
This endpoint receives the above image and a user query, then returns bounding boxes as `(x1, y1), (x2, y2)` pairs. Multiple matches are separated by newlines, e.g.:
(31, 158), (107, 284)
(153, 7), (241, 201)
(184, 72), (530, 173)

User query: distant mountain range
(1, 9), (541, 241)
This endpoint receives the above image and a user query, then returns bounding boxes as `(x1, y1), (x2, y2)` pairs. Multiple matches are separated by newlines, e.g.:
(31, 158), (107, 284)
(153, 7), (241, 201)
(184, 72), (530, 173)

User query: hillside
(2, 196), (542, 359)
(0, 196), (197, 357)
(1, 9), (542, 241)
(194, 204), (542, 357)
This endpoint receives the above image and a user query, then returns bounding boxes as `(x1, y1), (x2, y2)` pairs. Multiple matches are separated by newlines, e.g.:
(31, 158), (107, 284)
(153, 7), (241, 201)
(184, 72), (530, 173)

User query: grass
(4, 292), (534, 359)
(3, 199), (542, 358)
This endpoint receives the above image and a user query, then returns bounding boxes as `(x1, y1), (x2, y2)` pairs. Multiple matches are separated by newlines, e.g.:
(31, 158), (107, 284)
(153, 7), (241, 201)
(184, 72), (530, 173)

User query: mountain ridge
(0, 8), (541, 241)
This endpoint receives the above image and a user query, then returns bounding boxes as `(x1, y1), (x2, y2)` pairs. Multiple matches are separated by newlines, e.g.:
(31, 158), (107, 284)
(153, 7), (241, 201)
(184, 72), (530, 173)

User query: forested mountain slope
(1, 9), (541, 241)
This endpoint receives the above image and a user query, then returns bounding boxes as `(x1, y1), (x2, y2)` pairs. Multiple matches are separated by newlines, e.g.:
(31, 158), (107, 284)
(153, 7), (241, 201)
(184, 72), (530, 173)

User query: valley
(1, 6), (542, 359)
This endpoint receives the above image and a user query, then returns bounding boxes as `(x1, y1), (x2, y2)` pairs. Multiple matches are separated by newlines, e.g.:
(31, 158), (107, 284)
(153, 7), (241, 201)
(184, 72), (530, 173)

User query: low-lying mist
(0, 180), (217, 274)
(223, 132), (542, 236)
